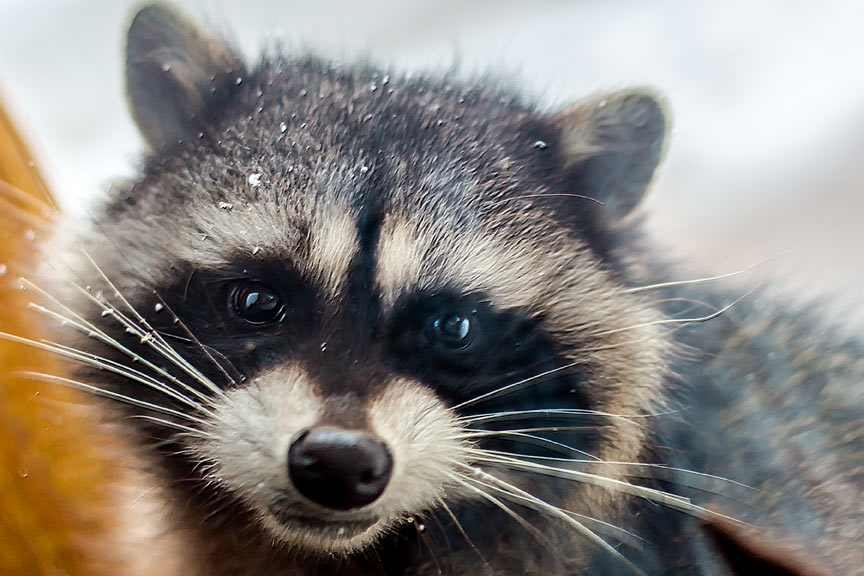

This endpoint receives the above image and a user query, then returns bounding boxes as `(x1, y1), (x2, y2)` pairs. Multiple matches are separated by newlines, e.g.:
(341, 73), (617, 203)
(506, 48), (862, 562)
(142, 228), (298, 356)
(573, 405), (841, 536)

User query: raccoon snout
(288, 426), (393, 511)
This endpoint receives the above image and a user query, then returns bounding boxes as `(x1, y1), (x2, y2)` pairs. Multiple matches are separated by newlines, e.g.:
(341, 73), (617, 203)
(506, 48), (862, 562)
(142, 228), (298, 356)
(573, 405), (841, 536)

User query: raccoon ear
(554, 89), (668, 222)
(126, 3), (245, 151)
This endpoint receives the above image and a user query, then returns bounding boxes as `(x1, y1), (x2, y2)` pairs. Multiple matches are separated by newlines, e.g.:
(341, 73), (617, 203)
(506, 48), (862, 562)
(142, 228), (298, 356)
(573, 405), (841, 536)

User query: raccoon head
(63, 4), (669, 558)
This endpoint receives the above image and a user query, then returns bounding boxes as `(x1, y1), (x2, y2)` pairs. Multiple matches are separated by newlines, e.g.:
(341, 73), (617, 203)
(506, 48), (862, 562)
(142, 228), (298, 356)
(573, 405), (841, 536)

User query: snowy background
(1, 0), (863, 324)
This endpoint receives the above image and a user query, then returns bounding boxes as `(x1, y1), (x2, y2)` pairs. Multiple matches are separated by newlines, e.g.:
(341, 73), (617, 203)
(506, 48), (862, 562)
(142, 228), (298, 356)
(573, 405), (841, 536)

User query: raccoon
(27, 4), (863, 575)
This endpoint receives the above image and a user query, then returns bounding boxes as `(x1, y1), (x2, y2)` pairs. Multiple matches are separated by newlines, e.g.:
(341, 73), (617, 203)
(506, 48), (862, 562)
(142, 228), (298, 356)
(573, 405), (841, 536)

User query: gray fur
(43, 4), (863, 575)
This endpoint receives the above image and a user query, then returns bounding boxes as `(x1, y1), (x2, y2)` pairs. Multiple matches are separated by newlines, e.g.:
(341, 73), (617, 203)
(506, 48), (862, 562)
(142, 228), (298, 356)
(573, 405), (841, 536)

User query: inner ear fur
(554, 89), (669, 223)
(126, 3), (246, 152)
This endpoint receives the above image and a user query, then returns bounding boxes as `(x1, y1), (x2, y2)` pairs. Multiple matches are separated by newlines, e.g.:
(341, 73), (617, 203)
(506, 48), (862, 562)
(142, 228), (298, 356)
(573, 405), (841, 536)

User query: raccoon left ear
(126, 3), (246, 152)
(553, 89), (668, 222)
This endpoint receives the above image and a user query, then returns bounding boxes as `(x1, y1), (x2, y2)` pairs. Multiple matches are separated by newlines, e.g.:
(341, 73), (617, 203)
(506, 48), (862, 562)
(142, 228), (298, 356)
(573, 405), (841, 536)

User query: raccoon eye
(428, 312), (474, 350)
(230, 281), (285, 324)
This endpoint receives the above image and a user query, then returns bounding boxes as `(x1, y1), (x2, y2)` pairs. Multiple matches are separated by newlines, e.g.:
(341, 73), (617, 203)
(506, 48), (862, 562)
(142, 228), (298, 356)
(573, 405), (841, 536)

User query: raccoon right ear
(553, 89), (669, 223)
(126, 3), (245, 151)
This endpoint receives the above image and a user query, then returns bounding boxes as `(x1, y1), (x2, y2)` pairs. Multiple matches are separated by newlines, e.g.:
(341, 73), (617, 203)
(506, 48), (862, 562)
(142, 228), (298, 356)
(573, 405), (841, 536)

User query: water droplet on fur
(161, 63), (172, 72)
(598, 99), (608, 108)
(219, 202), (234, 211)
(154, 303), (164, 313)
(360, 165), (369, 174)
(382, 75), (390, 85)
(235, 77), (243, 86)
(0, 264), (7, 277)
(417, 523), (426, 532)
(300, 88), (308, 97)
(279, 122), (288, 133)
(18, 467), (29, 478)
(248, 173), (262, 187)
(101, 309), (114, 317)
(532, 140), (548, 150)
(24, 229), (36, 241)
(337, 526), (346, 536)
(369, 81), (377, 92)
(407, 516), (415, 523)
(320, 342), (327, 352)
(252, 246), (261, 256)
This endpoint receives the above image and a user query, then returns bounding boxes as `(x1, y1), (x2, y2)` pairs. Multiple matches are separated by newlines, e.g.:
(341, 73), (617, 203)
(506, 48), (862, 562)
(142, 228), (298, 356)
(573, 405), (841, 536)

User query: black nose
(288, 426), (393, 510)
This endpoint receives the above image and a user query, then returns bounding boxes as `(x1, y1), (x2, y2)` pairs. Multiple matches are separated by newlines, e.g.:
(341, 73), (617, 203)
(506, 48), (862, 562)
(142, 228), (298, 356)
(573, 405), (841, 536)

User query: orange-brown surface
(0, 95), (122, 575)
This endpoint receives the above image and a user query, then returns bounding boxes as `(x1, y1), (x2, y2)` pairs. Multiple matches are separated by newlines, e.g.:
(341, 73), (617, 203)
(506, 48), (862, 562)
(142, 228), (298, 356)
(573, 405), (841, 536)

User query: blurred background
(0, 0), (862, 325)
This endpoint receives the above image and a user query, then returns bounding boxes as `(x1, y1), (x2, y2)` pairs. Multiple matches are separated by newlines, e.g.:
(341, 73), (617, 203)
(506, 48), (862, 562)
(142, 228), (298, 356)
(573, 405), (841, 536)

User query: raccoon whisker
(16, 371), (205, 425)
(79, 249), (228, 399)
(461, 425), (607, 436)
(448, 472), (568, 568)
(455, 465), (645, 551)
(80, 283), (226, 399)
(646, 297), (720, 313)
(462, 431), (600, 461)
(151, 293), (241, 386)
(159, 331), (245, 385)
(414, 519), (446, 575)
(459, 408), (638, 426)
(471, 452), (741, 522)
(43, 340), (214, 415)
(453, 465), (647, 574)
(453, 360), (589, 410)
(495, 192), (606, 206)
(132, 414), (212, 438)
(437, 496), (491, 570)
(0, 330), (209, 413)
(424, 509), (457, 573)
(478, 450), (756, 493)
(594, 282), (765, 338)
(21, 286), (216, 410)
(624, 252), (791, 294)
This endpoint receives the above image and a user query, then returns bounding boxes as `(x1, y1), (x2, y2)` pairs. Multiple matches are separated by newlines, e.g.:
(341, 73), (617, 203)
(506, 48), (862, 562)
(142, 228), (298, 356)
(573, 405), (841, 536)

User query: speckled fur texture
(39, 4), (864, 575)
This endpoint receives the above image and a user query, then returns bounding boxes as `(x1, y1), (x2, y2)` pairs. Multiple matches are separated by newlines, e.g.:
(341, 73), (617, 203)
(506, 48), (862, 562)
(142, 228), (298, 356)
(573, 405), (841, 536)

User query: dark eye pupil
(432, 314), (471, 347)
(232, 282), (283, 324)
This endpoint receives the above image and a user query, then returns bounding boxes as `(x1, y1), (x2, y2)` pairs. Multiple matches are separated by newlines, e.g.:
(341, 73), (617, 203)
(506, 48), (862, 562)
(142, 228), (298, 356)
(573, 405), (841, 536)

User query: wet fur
(31, 4), (864, 575)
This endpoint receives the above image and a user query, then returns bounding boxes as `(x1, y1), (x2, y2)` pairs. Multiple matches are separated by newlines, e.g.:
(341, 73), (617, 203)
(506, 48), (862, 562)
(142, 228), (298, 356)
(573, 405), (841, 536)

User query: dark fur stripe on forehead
(110, 55), (622, 265)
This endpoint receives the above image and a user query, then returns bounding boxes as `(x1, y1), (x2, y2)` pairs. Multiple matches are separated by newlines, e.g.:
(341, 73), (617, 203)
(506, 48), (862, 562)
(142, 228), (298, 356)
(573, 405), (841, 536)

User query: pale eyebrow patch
(307, 201), (359, 298)
(375, 213), (428, 308)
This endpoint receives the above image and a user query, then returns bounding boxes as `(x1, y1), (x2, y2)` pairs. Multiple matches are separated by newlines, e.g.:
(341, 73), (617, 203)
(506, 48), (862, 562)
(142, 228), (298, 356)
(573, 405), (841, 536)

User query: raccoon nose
(288, 426), (393, 510)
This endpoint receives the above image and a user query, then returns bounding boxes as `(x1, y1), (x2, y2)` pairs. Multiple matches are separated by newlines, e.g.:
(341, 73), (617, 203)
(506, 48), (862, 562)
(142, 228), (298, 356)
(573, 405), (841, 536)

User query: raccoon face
(60, 4), (668, 557)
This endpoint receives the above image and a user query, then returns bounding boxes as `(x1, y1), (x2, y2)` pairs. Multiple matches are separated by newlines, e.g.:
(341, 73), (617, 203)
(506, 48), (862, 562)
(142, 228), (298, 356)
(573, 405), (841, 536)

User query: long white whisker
(18, 371), (206, 425)
(453, 361), (587, 411)
(594, 282), (765, 338)
(132, 414), (214, 438)
(464, 430), (600, 461)
(447, 473), (565, 566)
(469, 451), (742, 522)
(455, 465), (645, 551)
(476, 450), (756, 493)
(624, 252), (790, 294)
(453, 464), (646, 575)
(0, 330), (210, 414)
(78, 250), (228, 399)
(152, 294), (240, 386)
(21, 282), (215, 410)
(459, 408), (639, 426)
(436, 497), (490, 570)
